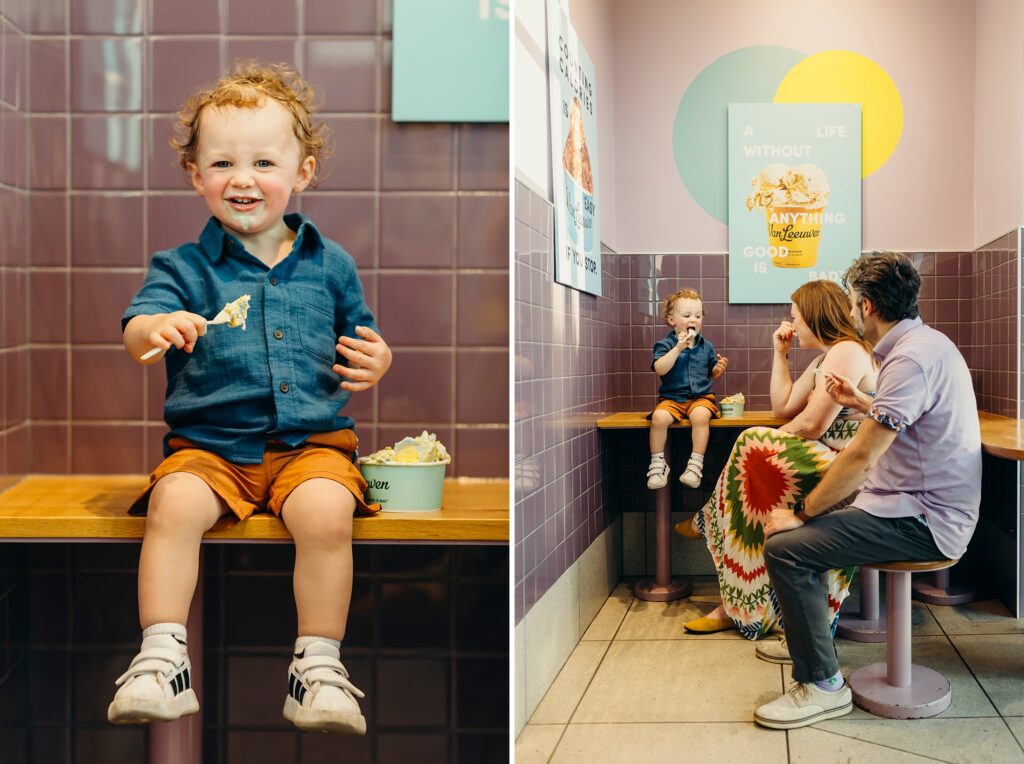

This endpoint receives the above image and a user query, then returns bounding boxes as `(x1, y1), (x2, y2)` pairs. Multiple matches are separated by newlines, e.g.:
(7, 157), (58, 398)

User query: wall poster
(546, 0), (601, 296)
(728, 103), (860, 303)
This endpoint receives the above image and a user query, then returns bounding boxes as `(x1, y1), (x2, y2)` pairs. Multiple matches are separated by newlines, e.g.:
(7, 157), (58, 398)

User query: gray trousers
(764, 506), (946, 683)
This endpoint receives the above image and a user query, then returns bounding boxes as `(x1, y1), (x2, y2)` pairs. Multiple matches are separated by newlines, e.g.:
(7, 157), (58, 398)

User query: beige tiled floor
(516, 578), (1024, 763)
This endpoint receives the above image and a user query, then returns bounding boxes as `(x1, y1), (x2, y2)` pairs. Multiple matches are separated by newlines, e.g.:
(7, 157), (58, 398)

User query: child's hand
(333, 326), (393, 392)
(712, 354), (728, 376)
(676, 328), (697, 349)
(772, 320), (795, 354)
(145, 311), (208, 355)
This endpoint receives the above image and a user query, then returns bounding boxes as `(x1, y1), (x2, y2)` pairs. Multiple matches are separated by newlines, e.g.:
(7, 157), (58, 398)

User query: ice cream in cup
(747, 163), (830, 269)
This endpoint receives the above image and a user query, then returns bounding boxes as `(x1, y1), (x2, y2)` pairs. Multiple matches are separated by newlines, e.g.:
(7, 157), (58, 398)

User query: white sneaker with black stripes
(283, 640), (366, 734)
(107, 633), (199, 723)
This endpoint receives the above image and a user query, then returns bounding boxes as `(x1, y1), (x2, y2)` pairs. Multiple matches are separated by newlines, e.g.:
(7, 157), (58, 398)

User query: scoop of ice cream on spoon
(139, 294), (251, 361)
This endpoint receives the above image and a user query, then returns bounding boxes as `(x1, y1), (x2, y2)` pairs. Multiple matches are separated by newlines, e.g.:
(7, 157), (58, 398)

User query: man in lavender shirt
(752, 251), (982, 730)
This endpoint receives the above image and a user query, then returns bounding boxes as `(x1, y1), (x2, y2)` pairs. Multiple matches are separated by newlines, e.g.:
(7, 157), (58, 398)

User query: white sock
(688, 452), (704, 466)
(142, 622), (187, 641)
(650, 452), (665, 463)
(814, 670), (845, 693)
(295, 635), (341, 656)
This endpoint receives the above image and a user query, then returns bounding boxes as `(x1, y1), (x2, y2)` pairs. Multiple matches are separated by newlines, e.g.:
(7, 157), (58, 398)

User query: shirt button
(269, 277), (278, 286)
(279, 382), (289, 393)
(273, 329), (284, 340)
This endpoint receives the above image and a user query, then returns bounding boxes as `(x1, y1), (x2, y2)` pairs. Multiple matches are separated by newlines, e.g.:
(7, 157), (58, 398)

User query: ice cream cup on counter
(719, 393), (745, 418)
(358, 432), (451, 512)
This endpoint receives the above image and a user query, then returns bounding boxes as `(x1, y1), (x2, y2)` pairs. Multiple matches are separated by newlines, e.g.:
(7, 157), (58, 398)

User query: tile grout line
(540, 588), (636, 763)
(803, 725), (954, 763)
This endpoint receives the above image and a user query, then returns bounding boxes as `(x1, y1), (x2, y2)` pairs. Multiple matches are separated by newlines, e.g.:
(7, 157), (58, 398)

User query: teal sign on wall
(728, 103), (861, 303)
(392, 0), (509, 122)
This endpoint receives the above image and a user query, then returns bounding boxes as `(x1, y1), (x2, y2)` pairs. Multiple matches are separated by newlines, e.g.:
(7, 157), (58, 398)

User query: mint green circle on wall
(672, 46), (804, 224)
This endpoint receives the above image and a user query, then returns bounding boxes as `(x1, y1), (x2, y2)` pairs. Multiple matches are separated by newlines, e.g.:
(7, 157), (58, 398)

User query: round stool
(849, 558), (957, 719)
(836, 566), (887, 642)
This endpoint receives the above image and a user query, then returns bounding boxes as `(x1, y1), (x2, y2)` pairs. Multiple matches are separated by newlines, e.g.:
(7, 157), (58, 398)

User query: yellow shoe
(674, 516), (703, 540)
(683, 615), (737, 634)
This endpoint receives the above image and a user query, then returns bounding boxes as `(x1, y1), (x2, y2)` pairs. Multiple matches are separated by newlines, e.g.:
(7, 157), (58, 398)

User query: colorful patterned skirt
(697, 425), (857, 640)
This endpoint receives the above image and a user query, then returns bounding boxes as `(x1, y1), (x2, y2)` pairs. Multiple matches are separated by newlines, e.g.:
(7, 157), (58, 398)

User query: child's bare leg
(649, 409), (674, 454)
(282, 478), (357, 640)
(689, 407), (711, 455)
(647, 409), (675, 489)
(138, 472), (226, 627)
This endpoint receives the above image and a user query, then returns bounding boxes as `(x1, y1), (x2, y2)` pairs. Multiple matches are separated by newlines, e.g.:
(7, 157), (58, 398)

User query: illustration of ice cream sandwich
(562, 97), (594, 195)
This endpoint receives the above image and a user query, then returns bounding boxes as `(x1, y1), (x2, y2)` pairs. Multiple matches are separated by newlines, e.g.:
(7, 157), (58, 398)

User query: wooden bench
(0, 474), (508, 763)
(0, 475), (509, 543)
(596, 410), (1023, 603)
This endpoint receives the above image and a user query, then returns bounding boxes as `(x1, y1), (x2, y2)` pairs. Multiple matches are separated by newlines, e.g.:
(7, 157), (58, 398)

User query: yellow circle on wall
(774, 50), (902, 178)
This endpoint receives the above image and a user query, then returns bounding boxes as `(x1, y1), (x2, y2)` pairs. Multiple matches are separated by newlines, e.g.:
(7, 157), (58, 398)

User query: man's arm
(765, 418), (899, 536)
(801, 418), (899, 519)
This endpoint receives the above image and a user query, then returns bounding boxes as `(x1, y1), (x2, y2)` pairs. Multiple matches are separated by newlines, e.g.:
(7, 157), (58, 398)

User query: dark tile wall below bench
(0, 542), (508, 764)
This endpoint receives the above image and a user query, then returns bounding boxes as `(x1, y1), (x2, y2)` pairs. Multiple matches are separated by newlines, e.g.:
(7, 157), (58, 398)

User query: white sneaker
(283, 641), (367, 735)
(646, 460), (669, 489)
(755, 636), (793, 665)
(107, 634), (199, 724)
(754, 680), (852, 729)
(679, 461), (702, 488)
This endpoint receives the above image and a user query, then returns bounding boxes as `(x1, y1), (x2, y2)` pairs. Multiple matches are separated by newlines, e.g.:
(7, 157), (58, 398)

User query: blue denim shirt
(122, 214), (377, 464)
(652, 329), (717, 401)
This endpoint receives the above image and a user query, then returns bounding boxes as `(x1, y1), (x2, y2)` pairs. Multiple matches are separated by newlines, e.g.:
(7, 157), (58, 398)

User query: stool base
(850, 663), (951, 719)
(634, 578), (691, 602)
(911, 579), (976, 606)
(836, 611), (888, 643)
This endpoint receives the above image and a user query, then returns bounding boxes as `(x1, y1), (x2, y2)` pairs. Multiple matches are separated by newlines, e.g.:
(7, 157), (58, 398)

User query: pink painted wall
(599, 0), (978, 253)
(974, 0), (1024, 248)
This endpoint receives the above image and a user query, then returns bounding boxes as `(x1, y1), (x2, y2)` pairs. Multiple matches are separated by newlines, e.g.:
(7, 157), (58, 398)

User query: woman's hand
(764, 507), (804, 538)
(823, 371), (869, 413)
(334, 326), (393, 392)
(772, 321), (795, 354)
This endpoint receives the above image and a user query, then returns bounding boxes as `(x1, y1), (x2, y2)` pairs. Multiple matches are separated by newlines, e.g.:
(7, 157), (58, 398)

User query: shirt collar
(872, 317), (922, 361)
(197, 213), (324, 262)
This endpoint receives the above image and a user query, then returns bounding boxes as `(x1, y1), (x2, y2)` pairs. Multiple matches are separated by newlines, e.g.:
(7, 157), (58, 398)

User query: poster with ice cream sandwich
(546, 0), (601, 296)
(727, 103), (860, 303)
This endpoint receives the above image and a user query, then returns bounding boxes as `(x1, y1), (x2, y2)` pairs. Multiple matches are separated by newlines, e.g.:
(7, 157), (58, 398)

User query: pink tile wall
(514, 181), (630, 622)
(22, 0), (509, 478)
(1, 3), (31, 489)
(965, 235), (1019, 417)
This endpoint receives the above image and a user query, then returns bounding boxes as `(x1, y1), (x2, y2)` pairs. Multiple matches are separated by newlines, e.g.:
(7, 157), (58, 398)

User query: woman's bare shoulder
(825, 339), (872, 362)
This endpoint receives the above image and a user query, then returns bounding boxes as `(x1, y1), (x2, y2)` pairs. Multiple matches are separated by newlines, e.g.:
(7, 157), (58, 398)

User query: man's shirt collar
(872, 316), (922, 361)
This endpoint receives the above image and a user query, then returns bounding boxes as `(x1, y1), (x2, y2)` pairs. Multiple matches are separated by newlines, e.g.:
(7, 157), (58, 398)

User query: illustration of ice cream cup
(747, 163), (830, 269)
(765, 206), (825, 268)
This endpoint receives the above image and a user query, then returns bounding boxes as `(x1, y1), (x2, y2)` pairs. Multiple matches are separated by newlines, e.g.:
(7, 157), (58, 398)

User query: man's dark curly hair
(842, 251), (921, 322)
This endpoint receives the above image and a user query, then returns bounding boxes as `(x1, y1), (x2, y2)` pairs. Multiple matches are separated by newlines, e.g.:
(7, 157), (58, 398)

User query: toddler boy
(108, 62), (390, 735)
(647, 288), (728, 489)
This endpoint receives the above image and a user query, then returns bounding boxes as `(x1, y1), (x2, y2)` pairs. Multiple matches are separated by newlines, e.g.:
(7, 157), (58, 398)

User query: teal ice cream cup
(359, 461), (448, 512)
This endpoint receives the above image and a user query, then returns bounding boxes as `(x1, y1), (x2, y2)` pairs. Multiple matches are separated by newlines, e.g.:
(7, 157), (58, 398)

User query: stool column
(836, 567), (887, 642)
(887, 571), (912, 688)
(911, 564), (976, 606)
(634, 436), (691, 602)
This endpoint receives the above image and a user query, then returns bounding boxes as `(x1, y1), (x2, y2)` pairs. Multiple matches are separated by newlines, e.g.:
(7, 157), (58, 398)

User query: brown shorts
(649, 394), (721, 422)
(129, 429), (379, 520)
